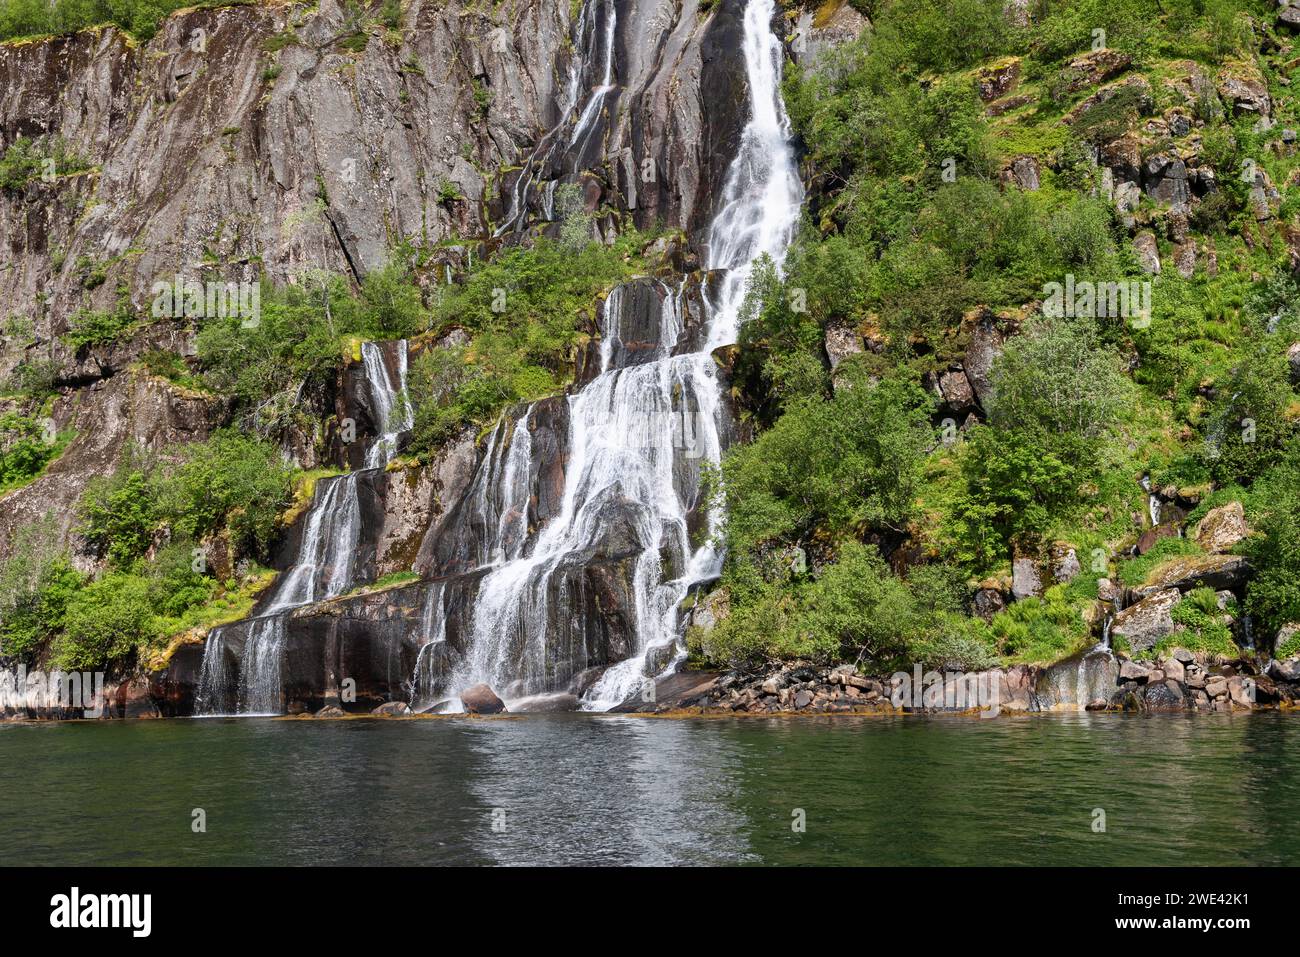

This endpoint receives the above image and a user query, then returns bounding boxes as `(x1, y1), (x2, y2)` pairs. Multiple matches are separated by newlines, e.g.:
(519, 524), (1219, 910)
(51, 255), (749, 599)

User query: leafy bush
(80, 432), (291, 566)
(0, 0), (198, 42)
(63, 295), (138, 348)
(944, 426), (1076, 569)
(0, 412), (71, 493)
(988, 585), (1091, 664)
(721, 371), (934, 556)
(1242, 444), (1300, 636)
(406, 233), (648, 456)
(0, 135), (90, 191)
(0, 516), (82, 661)
(53, 573), (155, 670)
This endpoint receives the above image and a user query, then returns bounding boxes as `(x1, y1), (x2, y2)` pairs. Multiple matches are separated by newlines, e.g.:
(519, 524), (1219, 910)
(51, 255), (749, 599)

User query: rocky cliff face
(0, 0), (754, 563)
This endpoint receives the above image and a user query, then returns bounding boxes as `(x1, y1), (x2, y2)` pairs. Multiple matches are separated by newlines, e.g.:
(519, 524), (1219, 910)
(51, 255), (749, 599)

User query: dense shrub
(720, 371), (934, 557)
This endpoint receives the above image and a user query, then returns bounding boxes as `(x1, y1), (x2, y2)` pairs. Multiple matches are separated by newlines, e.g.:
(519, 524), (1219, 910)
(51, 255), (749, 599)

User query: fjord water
(4, 714), (1297, 866)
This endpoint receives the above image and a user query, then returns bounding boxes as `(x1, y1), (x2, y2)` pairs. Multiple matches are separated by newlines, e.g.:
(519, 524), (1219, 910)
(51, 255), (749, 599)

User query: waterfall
(363, 340), (413, 469)
(195, 341), (411, 715)
(496, 0), (617, 234)
(422, 0), (804, 711)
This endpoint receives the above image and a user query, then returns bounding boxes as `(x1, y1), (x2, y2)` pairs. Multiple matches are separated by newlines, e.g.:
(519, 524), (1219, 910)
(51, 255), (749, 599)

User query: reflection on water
(0, 713), (1295, 865)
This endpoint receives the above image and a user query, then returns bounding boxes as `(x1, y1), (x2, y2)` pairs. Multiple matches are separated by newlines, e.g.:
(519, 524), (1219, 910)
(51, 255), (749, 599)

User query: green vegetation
(196, 260), (426, 433)
(0, 429), (290, 669)
(80, 431), (292, 567)
(0, 0), (246, 43)
(0, 412), (73, 494)
(697, 0), (1300, 673)
(0, 135), (90, 191)
(407, 230), (650, 453)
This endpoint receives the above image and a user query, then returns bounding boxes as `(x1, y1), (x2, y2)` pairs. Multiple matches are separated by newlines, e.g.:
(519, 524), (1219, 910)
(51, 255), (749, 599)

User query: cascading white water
(195, 341), (411, 715)
(496, 0), (617, 234)
(363, 340), (413, 468)
(427, 0), (804, 712)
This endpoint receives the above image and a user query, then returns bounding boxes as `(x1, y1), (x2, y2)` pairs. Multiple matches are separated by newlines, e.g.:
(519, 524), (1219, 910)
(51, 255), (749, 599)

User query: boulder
(1011, 557), (1042, 601)
(1144, 679), (1185, 712)
(1001, 156), (1040, 191)
(315, 705), (347, 718)
(962, 308), (1009, 406)
(1062, 49), (1132, 93)
(1142, 153), (1190, 208)
(1160, 656), (1186, 683)
(998, 666), (1034, 712)
(791, 2), (871, 72)
(1100, 133), (1142, 185)
(973, 586), (1006, 621)
(1050, 544), (1081, 584)
(1228, 676), (1256, 708)
(975, 57), (1022, 101)
(1138, 554), (1252, 594)
(1274, 623), (1300, 655)
(1133, 232), (1162, 274)
(1119, 659), (1152, 683)
(1110, 588), (1181, 653)
(1217, 64), (1271, 119)
(689, 588), (729, 633)
(1193, 501), (1248, 553)
(1171, 647), (1194, 664)
(1288, 342), (1300, 385)
(372, 701), (410, 716)
(824, 324), (864, 371)
(938, 369), (977, 411)
(460, 684), (506, 714)
(1282, 5), (1300, 31)
(1204, 675), (1229, 698)
(1268, 657), (1300, 682)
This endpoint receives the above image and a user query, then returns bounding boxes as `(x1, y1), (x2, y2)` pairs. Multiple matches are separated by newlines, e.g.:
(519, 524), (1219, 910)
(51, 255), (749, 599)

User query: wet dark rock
(1144, 679), (1185, 711)
(460, 684), (506, 714)
(972, 586), (1006, 621)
